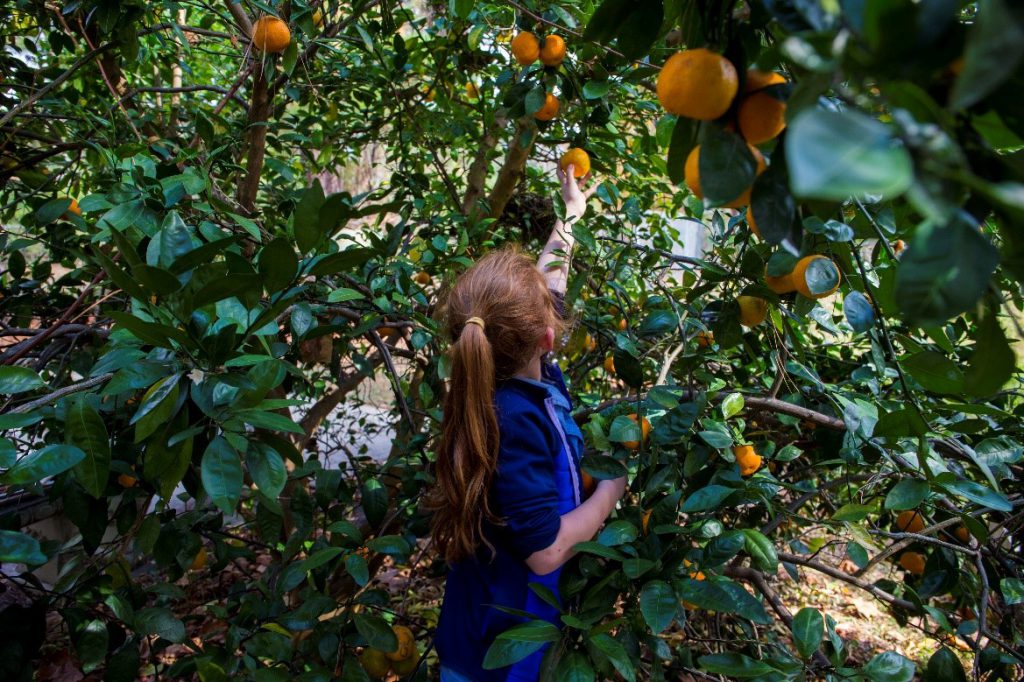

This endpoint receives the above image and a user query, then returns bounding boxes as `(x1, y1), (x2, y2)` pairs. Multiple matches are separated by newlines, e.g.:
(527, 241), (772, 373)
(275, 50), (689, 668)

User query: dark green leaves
(699, 126), (757, 206)
(639, 580), (676, 633)
(353, 613), (398, 653)
(844, 291), (875, 333)
(903, 351), (964, 394)
(295, 181), (326, 253)
(135, 607), (186, 643)
(884, 479), (929, 510)
(2, 444), (85, 485)
(965, 312), (1015, 396)
(786, 109), (913, 200)
(667, 117), (698, 185)
(130, 374), (181, 443)
(791, 607), (824, 659)
(949, 0), (1024, 110)
(741, 529), (778, 572)
(681, 485), (733, 512)
(0, 529), (47, 565)
(67, 399), (111, 498)
(924, 647), (967, 682)
(862, 651), (915, 682)
(894, 213), (999, 326)
(615, 0), (664, 60)
(0, 366), (45, 394)
(201, 437), (243, 514)
(699, 653), (776, 678)
(259, 238), (298, 293)
(482, 621), (560, 670)
(750, 154), (799, 249)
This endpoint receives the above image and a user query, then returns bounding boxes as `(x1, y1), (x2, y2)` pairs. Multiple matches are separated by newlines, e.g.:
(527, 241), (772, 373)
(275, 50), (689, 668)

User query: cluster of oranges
(359, 624), (419, 678)
(893, 509), (974, 578)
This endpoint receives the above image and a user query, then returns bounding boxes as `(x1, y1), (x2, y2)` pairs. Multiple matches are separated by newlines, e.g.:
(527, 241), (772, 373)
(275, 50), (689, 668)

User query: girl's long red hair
(425, 248), (562, 564)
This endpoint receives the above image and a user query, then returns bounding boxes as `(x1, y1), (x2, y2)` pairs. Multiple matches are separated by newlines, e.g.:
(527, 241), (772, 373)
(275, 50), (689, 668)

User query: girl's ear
(541, 326), (555, 353)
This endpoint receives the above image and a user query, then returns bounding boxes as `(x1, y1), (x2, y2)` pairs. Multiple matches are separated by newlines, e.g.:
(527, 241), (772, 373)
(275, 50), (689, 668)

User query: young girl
(428, 164), (627, 681)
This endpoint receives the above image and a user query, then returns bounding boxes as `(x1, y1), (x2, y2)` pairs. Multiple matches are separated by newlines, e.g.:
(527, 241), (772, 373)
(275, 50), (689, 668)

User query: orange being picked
(737, 296), (768, 327)
(657, 48), (739, 120)
(733, 444), (762, 477)
(895, 510), (926, 534)
(559, 148), (590, 178)
(738, 90), (787, 144)
(744, 69), (786, 93)
(696, 330), (714, 348)
(65, 197), (82, 217)
(386, 625), (416, 661)
(534, 93), (560, 121)
(745, 207), (761, 238)
(622, 414), (651, 450)
(511, 31), (540, 65)
(252, 16), (291, 53)
(899, 552), (926, 576)
(791, 255), (841, 299)
(603, 355), (615, 374)
(539, 35), (566, 67)
(684, 144), (766, 208)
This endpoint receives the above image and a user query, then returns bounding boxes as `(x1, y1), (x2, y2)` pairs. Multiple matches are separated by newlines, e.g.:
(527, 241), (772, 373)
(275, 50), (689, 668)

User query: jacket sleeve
(491, 404), (562, 561)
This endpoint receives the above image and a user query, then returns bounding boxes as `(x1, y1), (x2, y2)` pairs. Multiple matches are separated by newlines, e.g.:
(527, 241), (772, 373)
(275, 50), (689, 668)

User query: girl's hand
(556, 164), (590, 223)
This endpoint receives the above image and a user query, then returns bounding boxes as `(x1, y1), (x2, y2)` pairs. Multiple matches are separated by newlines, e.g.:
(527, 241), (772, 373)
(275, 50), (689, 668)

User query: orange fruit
(899, 552), (925, 576)
(696, 330), (714, 348)
(424, 87), (435, 102)
(583, 333), (597, 353)
(617, 317), (627, 331)
(465, 82), (479, 99)
(745, 207), (761, 238)
(641, 509), (652, 535)
(733, 444), (762, 477)
(511, 31), (540, 65)
(534, 93), (560, 121)
(683, 600), (699, 610)
(413, 271), (431, 286)
(895, 510), (926, 534)
(359, 648), (390, 679)
(892, 239), (906, 255)
(312, 9), (323, 27)
(744, 69), (786, 93)
(189, 546), (207, 571)
(117, 473), (137, 488)
(65, 198), (82, 217)
(581, 469), (596, 497)
(954, 525), (971, 543)
(791, 255), (841, 299)
(559, 148), (590, 178)
(378, 326), (397, 337)
(738, 90), (787, 144)
(622, 414), (651, 450)
(386, 625), (416, 661)
(765, 269), (795, 294)
(737, 296), (768, 327)
(603, 355), (615, 374)
(657, 48), (739, 120)
(391, 651), (420, 675)
(252, 16), (291, 53)
(684, 144), (766, 208)
(539, 34), (566, 67)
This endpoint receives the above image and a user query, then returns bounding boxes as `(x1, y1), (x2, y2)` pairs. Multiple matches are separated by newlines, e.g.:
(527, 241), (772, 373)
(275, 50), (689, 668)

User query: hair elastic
(464, 317), (486, 331)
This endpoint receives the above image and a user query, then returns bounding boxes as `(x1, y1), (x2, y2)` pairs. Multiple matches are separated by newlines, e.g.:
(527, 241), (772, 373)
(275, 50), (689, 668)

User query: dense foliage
(1, 0), (1022, 680)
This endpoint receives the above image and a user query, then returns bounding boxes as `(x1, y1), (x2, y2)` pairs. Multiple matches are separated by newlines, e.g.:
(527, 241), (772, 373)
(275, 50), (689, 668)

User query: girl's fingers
(555, 165), (565, 183)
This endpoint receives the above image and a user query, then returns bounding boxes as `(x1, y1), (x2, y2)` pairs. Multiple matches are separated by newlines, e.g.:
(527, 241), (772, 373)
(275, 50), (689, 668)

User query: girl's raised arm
(538, 164), (589, 294)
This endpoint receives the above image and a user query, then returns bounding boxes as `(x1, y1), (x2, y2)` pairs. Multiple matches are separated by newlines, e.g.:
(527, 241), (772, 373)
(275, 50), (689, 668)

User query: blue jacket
(435, 361), (585, 681)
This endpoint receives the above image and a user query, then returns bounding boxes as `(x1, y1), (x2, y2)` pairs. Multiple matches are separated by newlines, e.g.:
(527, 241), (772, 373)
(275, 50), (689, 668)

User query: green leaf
(741, 529), (778, 572)
(639, 580), (676, 633)
(965, 312), (1015, 396)
(924, 647), (967, 682)
(309, 248), (375, 276)
(949, 0), (1024, 110)
(903, 351), (964, 395)
(294, 180), (327, 253)
(611, 347), (643, 388)
(583, 0), (633, 42)
(3, 444), (85, 485)
(699, 126), (757, 206)
(678, 578), (770, 624)
(845, 291), (875, 333)
(193, 273), (263, 308)
(258, 237), (298, 294)
(681, 485), (733, 512)
(667, 117), (698, 185)
(699, 653), (776, 678)
(0, 529), (47, 564)
(144, 434), (193, 500)
(327, 287), (366, 303)
(750, 154), (799, 249)
(884, 479), (929, 510)
(833, 503), (874, 522)
(862, 651), (915, 682)
(482, 621), (560, 670)
(721, 393), (744, 419)
(791, 607), (824, 659)
(246, 443), (287, 499)
(135, 607), (185, 643)
(201, 437), (243, 514)
(1000, 577), (1024, 605)
(76, 619), (109, 673)
(0, 366), (45, 394)
(615, 0), (664, 61)
(895, 213), (999, 326)
(131, 374), (181, 443)
(786, 109), (913, 200)
(940, 480), (1012, 512)
(67, 398), (111, 498)
(588, 633), (636, 682)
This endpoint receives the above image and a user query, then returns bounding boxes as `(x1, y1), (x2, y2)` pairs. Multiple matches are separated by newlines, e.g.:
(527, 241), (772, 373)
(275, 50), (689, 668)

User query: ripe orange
(954, 525), (971, 543)
(190, 546), (207, 571)
(892, 239), (906, 255)
(603, 355), (615, 374)
(622, 414), (651, 450)
(895, 510), (926, 534)
(696, 330), (714, 348)
(899, 552), (925, 576)
(581, 469), (596, 497)
(791, 255), (841, 299)
(737, 296), (768, 327)
(378, 326), (397, 337)
(117, 473), (137, 488)
(511, 32), (540, 65)
(584, 333), (597, 353)
(745, 207), (761, 238)
(65, 198), (82, 217)
(657, 48), (738, 120)
(534, 93), (560, 121)
(391, 651), (419, 675)
(386, 625), (416, 661)
(559, 148), (590, 178)
(744, 69), (786, 93)
(360, 648), (390, 679)
(312, 9), (323, 27)
(413, 271), (432, 286)
(539, 35), (566, 67)
(252, 16), (291, 53)
(765, 268), (794, 294)
(617, 317), (627, 331)
(733, 444), (762, 477)
(684, 144), (766, 208)
(641, 509), (652, 535)
(465, 82), (479, 99)
(738, 90), (787, 144)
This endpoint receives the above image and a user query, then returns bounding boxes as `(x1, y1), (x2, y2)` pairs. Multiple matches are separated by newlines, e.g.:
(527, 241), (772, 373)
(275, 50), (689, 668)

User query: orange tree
(0, 0), (1022, 680)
